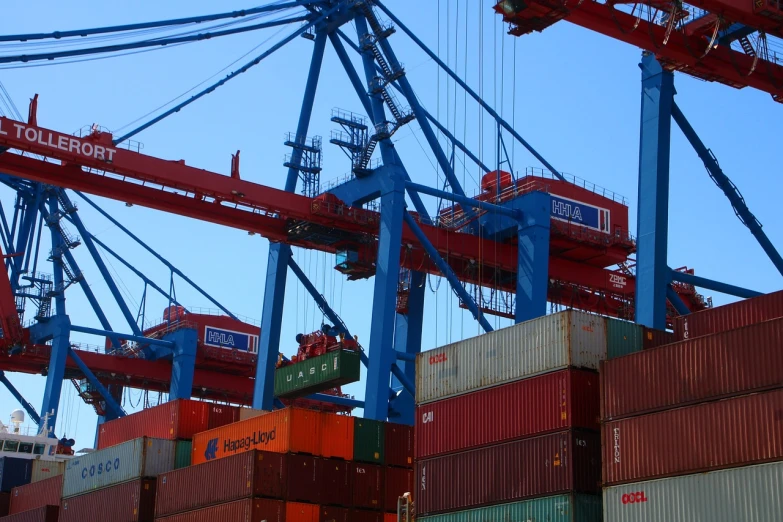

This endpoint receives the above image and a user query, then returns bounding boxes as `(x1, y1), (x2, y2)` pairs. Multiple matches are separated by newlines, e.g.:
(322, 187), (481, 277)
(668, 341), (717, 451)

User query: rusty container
(353, 463), (384, 511)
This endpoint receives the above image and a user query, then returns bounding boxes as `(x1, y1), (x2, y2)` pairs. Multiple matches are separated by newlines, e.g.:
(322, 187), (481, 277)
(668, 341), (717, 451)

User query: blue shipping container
(0, 458), (33, 492)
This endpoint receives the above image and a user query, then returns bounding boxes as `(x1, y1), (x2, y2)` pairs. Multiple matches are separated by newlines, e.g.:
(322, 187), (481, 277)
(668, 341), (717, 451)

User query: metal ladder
(397, 494), (414, 522)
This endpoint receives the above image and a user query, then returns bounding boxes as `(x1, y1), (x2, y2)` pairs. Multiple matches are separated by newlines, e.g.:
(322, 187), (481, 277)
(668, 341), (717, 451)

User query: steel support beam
(670, 269), (762, 298)
(165, 328), (198, 400)
(70, 324), (174, 348)
(304, 393), (365, 409)
(671, 102), (783, 277)
(405, 181), (519, 218)
(515, 192), (550, 323)
(255, 30), (327, 411)
(67, 348), (126, 419)
(0, 370), (41, 425)
(635, 53), (674, 329)
(666, 285), (692, 316)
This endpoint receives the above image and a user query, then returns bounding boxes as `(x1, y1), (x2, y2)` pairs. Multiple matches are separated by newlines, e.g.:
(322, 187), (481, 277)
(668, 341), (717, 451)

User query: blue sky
(0, 0), (781, 448)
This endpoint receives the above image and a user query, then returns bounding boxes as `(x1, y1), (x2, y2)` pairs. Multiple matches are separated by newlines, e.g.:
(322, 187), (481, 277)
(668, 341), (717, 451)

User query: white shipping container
(416, 310), (606, 404)
(31, 460), (64, 483)
(604, 461), (783, 521)
(62, 437), (174, 498)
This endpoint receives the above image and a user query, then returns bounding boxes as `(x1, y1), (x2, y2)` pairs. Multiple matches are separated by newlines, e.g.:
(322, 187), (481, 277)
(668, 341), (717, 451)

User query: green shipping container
(418, 494), (602, 522)
(354, 418), (385, 464)
(174, 440), (192, 469)
(274, 349), (361, 398)
(606, 317), (643, 359)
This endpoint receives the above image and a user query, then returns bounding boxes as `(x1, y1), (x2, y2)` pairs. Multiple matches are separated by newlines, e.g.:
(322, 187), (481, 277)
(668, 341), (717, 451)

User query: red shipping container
(641, 327), (674, 349)
(384, 423), (413, 468)
(287, 454), (319, 504)
(603, 388), (783, 486)
(602, 318), (783, 421)
(384, 467), (413, 512)
(416, 369), (599, 459)
(0, 492), (9, 517)
(206, 403), (240, 429)
(287, 502), (318, 522)
(9, 476), (62, 514)
(353, 463), (384, 510)
(350, 511), (383, 522)
(98, 399), (210, 449)
(0, 505), (59, 522)
(319, 458), (352, 507)
(672, 289), (783, 340)
(59, 478), (156, 522)
(155, 450), (287, 517)
(319, 506), (349, 522)
(416, 429), (600, 516)
(154, 498), (285, 522)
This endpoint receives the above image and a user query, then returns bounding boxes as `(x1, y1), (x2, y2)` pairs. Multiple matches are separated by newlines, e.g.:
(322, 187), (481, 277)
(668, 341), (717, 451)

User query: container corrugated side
(417, 430), (600, 515)
(641, 327), (674, 349)
(0, 491), (9, 516)
(353, 463), (384, 510)
(320, 413), (354, 460)
(603, 388), (783, 486)
(320, 457), (352, 508)
(154, 450), (287, 517)
(416, 369), (599, 459)
(154, 498), (285, 522)
(672, 289), (783, 340)
(384, 467), (413, 512)
(9, 475), (62, 514)
(174, 440), (191, 469)
(59, 478), (156, 522)
(0, 505), (59, 522)
(416, 310), (607, 404)
(417, 494), (602, 522)
(287, 501), (320, 522)
(602, 317), (783, 420)
(29, 461), (63, 484)
(274, 349), (361, 398)
(287, 454), (319, 504)
(605, 318), (642, 359)
(603, 461), (783, 522)
(320, 506), (350, 522)
(191, 407), (321, 464)
(384, 423), (413, 468)
(97, 399), (209, 449)
(0, 458), (32, 493)
(350, 511), (384, 522)
(63, 437), (174, 498)
(205, 403), (240, 429)
(238, 408), (269, 421)
(354, 418), (385, 465)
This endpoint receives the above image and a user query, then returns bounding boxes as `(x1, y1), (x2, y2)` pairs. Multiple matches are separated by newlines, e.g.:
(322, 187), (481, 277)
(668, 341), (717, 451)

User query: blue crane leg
(516, 192), (551, 323)
(166, 328), (198, 400)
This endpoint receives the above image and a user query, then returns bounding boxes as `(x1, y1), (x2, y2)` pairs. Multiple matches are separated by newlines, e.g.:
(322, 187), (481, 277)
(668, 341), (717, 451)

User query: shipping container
(417, 430), (601, 516)
(384, 423), (413, 469)
(350, 511), (384, 522)
(0, 505), (59, 522)
(97, 400), (210, 449)
(319, 506), (349, 522)
(30, 461), (63, 484)
(603, 388), (783, 485)
(641, 327), (674, 349)
(191, 407), (321, 465)
(63, 437), (174, 498)
(354, 419), (385, 464)
(286, 454), (319, 504)
(603, 461), (783, 521)
(154, 498), (285, 522)
(154, 450), (287, 517)
(238, 408), (269, 421)
(416, 369), (599, 459)
(319, 458), (352, 507)
(0, 492), (9, 517)
(206, 403), (240, 429)
(672, 289), (783, 340)
(174, 440), (191, 469)
(59, 478), (156, 522)
(417, 494), (602, 522)
(9, 476), (62, 514)
(384, 515), (395, 522)
(605, 318), (642, 359)
(384, 467), (413, 512)
(0, 458), (32, 493)
(275, 350), (361, 398)
(416, 310), (606, 404)
(286, 502), (319, 522)
(320, 414), (354, 460)
(353, 463), (384, 510)
(602, 317), (783, 420)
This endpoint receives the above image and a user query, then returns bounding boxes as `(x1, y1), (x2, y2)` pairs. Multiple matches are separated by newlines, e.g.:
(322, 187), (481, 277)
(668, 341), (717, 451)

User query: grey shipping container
(416, 310), (607, 404)
(603, 461), (783, 522)
(30, 461), (64, 483)
(62, 437), (174, 498)
(0, 458), (32, 492)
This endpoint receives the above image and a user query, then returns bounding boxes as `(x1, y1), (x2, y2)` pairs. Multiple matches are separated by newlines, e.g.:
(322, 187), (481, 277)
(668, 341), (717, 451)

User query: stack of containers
(6, 475), (63, 520)
(414, 310), (606, 521)
(601, 290), (783, 520)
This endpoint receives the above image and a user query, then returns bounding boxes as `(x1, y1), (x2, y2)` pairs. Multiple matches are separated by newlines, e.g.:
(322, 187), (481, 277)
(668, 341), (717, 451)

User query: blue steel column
(635, 53), (674, 329)
(254, 30), (327, 410)
(515, 192), (550, 323)
(39, 195), (70, 435)
(165, 328), (198, 400)
(364, 172), (406, 421)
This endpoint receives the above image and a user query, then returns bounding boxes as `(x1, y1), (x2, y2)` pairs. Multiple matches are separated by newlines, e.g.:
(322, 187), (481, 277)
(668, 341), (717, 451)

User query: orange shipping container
(191, 408), (322, 465)
(321, 414), (354, 460)
(287, 502), (319, 522)
(384, 515), (396, 522)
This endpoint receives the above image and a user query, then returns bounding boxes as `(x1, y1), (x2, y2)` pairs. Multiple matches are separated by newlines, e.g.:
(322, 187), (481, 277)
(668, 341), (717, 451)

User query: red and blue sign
(550, 194), (610, 233)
